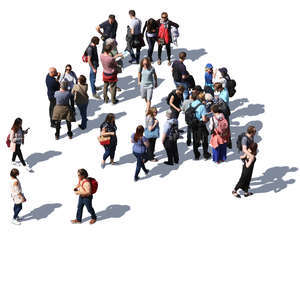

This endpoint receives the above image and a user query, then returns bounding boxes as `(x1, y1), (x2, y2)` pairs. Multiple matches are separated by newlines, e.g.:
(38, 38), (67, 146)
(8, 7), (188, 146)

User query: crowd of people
(7, 10), (258, 225)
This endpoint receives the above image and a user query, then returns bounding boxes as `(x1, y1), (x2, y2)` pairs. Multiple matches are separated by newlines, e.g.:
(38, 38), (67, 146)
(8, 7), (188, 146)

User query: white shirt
(130, 18), (141, 35)
(10, 178), (23, 204)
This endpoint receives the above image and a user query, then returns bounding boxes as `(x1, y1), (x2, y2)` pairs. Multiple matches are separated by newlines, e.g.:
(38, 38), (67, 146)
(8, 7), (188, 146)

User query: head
(108, 14), (115, 24)
(60, 81), (68, 91)
(247, 126), (257, 138)
(219, 67), (228, 78)
(166, 110), (172, 119)
(213, 82), (223, 92)
(105, 38), (117, 49)
(176, 85), (185, 94)
(10, 168), (19, 179)
(205, 63), (213, 73)
(91, 36), (100, 45)
(205, 93), (213, 102)
(211, 104), (220, 115)
(161, 12), (168, 21)
(105, 113), (115, 124)
(65, 64), (72, 73)
(191, 90), (199, 100)
(197, 92), (206, 103)
(147, 107), (158, 117)
(78, 75), (87, 85)
(103, 43), (113, 54)
(49, 67), (58, 77)
(129, 10), (136, 18)
(77, 168), (88, 180)
(134, 125), (144, 142)
(140, 57), (151, 69)
(193, 85), (203, 94)
(179, 51), (187, 61)
(12, 118), (23, 132)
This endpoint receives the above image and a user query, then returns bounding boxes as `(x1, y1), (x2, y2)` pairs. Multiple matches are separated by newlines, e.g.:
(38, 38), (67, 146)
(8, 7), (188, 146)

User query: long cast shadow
(26, 151), (62, 168)
(21, 203), (62, 221)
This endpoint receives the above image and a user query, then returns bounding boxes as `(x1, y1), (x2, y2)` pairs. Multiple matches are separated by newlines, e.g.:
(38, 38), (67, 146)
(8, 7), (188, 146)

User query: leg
(182, 81), (189, 100)
(173, 141), (179, 163)
(12, 150), (17, 162)
(136, 47), (141, 63)
(89, 67), (97, 95)
(133, 152), (142, 179)
(146, 88), (153, 111)
(200, 126), (210, 158)
(103, 81), (109, 102)
(158, 44), (163, 61)
(212, 147), (218, 162)
(220, 143), (227, 161)
(103, 145), (111, 161)
(13, 203), (22, 219)
(84, 197), (97, 220)
(109, 144), (116, 162)
(15, 144), (26, 166)
(78, 104), (88, 129)
(109, 81), (117, 103)
(140, 153), (148, 173)
(66, 121), (72, 138)
(192, 128), (200, 159)
(166, 43), (171, 62)
(55, 120), (61, 139)
(49, 98), (56, 127)
(70, 94), (75, 109)
(147, 138), (155, 160)
(163, 139), (173, 164)
(187, 125), (192, 145)
(76, 196), (85, 222)
(147, 37), (155, 61)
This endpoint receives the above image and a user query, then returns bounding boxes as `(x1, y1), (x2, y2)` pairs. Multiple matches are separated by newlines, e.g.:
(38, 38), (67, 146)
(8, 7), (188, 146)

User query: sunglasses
(66, 68), (71, 71)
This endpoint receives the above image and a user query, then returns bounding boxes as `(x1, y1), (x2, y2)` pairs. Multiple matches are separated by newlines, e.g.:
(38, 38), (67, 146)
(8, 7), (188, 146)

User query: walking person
(131, 125), (150, 182)
(204, 63), (214, 88)
(232, 126), (257, 198)
(10, 168), (26, 225)
(144, 107), (160, 162)
(138, 57), (158, 111)
(9, 118), (32, 172)
(157, 12), (179, 65)
(46, 67), (61, 127)
(86, 36), (100, 99)
(99, 113), (118, 169)
(209, 104), (230, 163)
(172, 51), (189, 100)
(60, 64), (78, 108)
(100, 44), (123, 104)
(96, 14), (118, 42)
(52, 81), (75, 140)
(168, 85), (184, 119)
(71, 169), (97, 224)
(142, 18), (159, 62)
(162, 110), (179, 165)
(72, 75), (89, 130)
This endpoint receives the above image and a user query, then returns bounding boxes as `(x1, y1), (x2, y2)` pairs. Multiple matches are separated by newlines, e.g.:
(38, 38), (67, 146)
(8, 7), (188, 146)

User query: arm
(101, 127), (115, 137)
(88, 56), (96, 73)
(169, 20), (179, 28)
(96, 25), (104, 36)
(162, 132), (167, 143)
(149, 119), (158, 131)
(242, 145), (254, 159)
(153, 70), (158, 88)
(138, 71), (141, 85)
(113, 53), (123, 60)
(170, 95), (181, 112)
(76, 181), (92, 197)
(13, 181), (25, 202)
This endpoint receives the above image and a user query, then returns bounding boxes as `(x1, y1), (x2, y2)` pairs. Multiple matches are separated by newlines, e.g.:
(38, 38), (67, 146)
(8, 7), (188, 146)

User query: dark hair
(134, 125), (144, 142)
(129, 10), (136, 17)
(161, 12), (168, 18)
(140, 57), (151, 70)
(65, 64), (72, 71)
(176, 85), (185, 93)
(179, 52), (187, 60)
(211, 104), (220, 113)
(11, 118), (22, 132)
(78, 75), (86, 85)
(146, 18), (156, 32)
(78, 168), (88, 178)
(104, 44), (113, 53)
(191, 91), (199, 100)
(10, 168), (19, 178)
(91, 36), (100, 44)
(247, 126), (256, 135)
(213, 82), (223, 91)
(249, 142), (258, 155)
(105, 113), (115, 124)
(109, 14), (115, 19)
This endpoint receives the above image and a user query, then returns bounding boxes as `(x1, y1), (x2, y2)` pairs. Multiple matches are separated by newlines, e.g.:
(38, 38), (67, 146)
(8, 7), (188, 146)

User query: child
(240, 142), (257, 168)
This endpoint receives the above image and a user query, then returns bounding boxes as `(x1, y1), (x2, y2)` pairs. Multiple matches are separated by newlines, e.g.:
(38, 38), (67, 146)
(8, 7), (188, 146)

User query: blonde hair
(146, 107), (157, 117)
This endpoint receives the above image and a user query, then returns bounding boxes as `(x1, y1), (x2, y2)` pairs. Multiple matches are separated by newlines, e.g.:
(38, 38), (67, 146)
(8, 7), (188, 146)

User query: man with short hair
(87, 36), (100, 99)
(96, 14), (118, 41)
(46, 67), (61, 127)
(168, 85), (184, 119)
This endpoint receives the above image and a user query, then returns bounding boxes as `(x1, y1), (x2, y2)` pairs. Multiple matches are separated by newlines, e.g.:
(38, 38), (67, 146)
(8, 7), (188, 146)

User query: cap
(205, 63), (213, 69)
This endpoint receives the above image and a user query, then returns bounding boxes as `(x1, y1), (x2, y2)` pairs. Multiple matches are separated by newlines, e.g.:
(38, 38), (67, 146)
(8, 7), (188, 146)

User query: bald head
(49, 67), (57, 77)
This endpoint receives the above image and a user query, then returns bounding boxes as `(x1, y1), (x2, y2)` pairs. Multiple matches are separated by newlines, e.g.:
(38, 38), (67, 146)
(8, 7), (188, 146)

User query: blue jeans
(103, 144), (116, 161)
(146, 36), (156, 60)
(128, 47), (141, 63)
(133, 152), (148, 179)
(76, 195), (96, 222)
(174, 81), (189, 100)
(77, 103), (88, 129)
(89, 67), (97, 95)
(13, 203), (22, 219)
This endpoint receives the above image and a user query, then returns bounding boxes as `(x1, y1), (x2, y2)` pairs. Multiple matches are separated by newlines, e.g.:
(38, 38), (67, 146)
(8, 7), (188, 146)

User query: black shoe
(117, 87), (122, 92)
(194, 156), (200, 160)
(178, 129), (184, 133)
(204, 153), (211, 160)
(78, 125), (83, 130)
(112, 99), (119, 105)
(164, 161), (174, 166)
(144, 169), (149, 174)
(134, 176), (140, 182)
(186, 140), (191, 146)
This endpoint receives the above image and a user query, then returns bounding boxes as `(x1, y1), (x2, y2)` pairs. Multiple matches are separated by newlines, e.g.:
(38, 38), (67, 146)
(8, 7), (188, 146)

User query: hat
(219, 67), (228, 76)
(193, 85), (203, 92)
(205, 63), (213, 69)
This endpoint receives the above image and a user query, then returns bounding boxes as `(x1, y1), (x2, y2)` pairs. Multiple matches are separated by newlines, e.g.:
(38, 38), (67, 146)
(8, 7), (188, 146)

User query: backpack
(6, 134), (11, 147)
(185, 75), (195, 89)
(216, 117), (229, 138)
(166, 90), (177, 105)
(217, 100), (231, 119)
(227, 79), (236, 97)
(185, 102), (201, 126)
(168, 123), (180, 142)
(172, 63), (182, 82)
(82, 48), (88, 63)
(81, 177), (98, 194)
(236, 132), (246, 152)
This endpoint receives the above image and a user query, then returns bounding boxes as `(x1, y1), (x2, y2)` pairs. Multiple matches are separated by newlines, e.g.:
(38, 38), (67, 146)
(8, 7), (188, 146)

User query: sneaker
(163, 161), (174, 166)
(232, 191), (241, 198)
(244, 192), (253, 197)
(12, 219), (21, 225)
(25, 165), (33, 172)
(89, 219), (96, 225)
(117, 87), (122, 92)
(101, 162), (105, 169)
(71, 219), (81, 224)
(93, 93), (101, 99)
(11, 161), (19, 166)
(129, 59), (138, 64)
(112, 99), (119, 105)
(204, 153), (211, 160)
(16, 216), (23, 222)
(96, 86), (102, 91)
(168, 60), (171, 66)
(144, 169), (149, 175)
(150, 158), (158, 162)
(157, 59), (161, 65)
(134, 176), (140, 182)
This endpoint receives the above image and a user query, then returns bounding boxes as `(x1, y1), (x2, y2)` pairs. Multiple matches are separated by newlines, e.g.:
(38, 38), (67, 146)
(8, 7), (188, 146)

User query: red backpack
(6, 134), (11, 147)
(81, 178), (98, 194)
(216, 116), (230, 139)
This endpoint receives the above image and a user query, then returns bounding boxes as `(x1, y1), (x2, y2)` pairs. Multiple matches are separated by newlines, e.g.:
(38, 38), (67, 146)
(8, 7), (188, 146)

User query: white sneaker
(25, 165), (33, 172)
(16, 216), (23, 222)
(12, 219), (21, 225)
(11, 161), (19, 166)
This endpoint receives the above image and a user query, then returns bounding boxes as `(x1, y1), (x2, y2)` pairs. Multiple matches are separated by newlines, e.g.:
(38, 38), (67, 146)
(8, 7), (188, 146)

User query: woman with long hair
(142, 18), (159, 62)
(9, 118), (32, 172)
(144, 107), (159, 162)
(138, 57), (157, 111)
(60, 64), (78, 108)
(99, 113), (118, 169)
(131, 125), (150, 181)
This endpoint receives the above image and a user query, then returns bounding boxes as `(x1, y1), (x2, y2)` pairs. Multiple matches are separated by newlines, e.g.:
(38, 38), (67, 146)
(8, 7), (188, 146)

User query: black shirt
(100, 20), (118, 39)
(100, 121), (117, 145)
(172, 60), (188, 82)
(87, 44), (99, 68)
(46, 74), (60, 99)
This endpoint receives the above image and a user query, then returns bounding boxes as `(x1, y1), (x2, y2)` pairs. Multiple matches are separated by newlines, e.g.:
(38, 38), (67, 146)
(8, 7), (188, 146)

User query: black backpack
(236, 132), (246, 151)
(225, 74), (236, 97)
(185, 102), (201, 127)
(168, 123), (180, 142)
(217, 100), (231, 120)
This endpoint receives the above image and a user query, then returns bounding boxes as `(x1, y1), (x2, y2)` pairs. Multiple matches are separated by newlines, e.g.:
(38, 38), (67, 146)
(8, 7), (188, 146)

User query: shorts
(140, 86), (153, 101)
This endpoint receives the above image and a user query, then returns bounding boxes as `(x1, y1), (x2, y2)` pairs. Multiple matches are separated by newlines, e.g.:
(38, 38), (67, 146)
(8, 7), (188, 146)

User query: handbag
(67, 107), (76, 122)
(98, 135), (111, 146)
(144, 126), (160, 139)
(158, 38), (165, 45)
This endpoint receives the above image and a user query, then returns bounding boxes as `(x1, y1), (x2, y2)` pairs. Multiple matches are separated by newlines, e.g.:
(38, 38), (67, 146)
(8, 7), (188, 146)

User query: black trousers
(12, 144), (26, 166)
(49, 97), (56, 126)
(55, 120), (72, 138)
(146, 36), (156, 61)
(234, 159), (256, 192)
(147, 138), (157, 160)
(158, 43), (171, 61)
(192, 123), (210, 159)
(187, 125), (192, 144)
(163, 138), (179, 164)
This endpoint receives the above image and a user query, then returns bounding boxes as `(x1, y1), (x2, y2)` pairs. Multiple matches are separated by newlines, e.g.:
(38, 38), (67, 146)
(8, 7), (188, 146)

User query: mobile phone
(26, 127), (30, 131)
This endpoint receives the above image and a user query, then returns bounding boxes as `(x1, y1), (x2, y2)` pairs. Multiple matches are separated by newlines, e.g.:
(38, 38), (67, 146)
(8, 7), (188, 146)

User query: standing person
(46, 67), (61, 127)
(131, 125), (150, 182)
(172, 51), (189, 100)
(205, 63), (214, 87)
(9, 118), (32, 172)
(168, 85), (184, 119)
(214, 82), (229, 104)
(52, 81), (74, 140)
(138, 57), (158, 111)
(232, 126), (257, 198)
(157, 12), (179, 66)
(190, 93), (211, 160)
(100, 44), (123, 104)
(86, 36), (100, 99)
(72, 75), (89, 130)
(10, 168), (26, 225)
(96, 14), (118, 42)
(127, 10), (143, 64)
(71, 169), (97, 224)
(162, 110), (179, 165)
(142, 18), (159, 62)
(213, 67), (227, 88)
(209, 104), (229, 163)
(60, 64), (78, 108)
(144, 107), (160, 162)
(99, 113), (118, 169)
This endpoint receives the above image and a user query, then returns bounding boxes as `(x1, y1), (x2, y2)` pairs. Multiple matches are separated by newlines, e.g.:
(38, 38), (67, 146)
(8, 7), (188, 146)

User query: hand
(93, 68), (97, 73)
(177, 108), (182, 112)
(57, 72), (61, 77)
(75, 190), (80, 195)
(154, 83), (158, 88)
